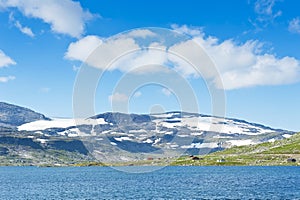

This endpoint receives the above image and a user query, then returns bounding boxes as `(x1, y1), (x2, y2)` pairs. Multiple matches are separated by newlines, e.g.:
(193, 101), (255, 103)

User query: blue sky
(0, 0), (300, 131)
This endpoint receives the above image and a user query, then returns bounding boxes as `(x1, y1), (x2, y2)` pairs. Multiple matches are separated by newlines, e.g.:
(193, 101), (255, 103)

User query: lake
(0, 166), (299, 199)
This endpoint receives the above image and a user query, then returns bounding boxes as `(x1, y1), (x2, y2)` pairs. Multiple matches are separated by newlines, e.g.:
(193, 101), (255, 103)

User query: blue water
(0, 166), (299, 199)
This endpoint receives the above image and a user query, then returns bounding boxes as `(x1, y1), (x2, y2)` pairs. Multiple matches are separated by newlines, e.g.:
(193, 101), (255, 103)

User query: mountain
(0, 102), (296, 165)
(0, 102), (50, 128)
(15, 109), (294, 163)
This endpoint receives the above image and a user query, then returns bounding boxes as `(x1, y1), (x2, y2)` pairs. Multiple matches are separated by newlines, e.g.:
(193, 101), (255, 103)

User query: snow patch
(228, 139), (255, 146)
(114, 137), (132, 142)
(129, 129), (147, 134)
(268, 138), (276, 143)
(18, 118), (107, 131)
(143, 139), (153, 143)
(154, 138), (161, 145)
(282, 134), (292, 138)
(177, 134), (189, 138)
(213, 135), (233, 139)
(36, 138), (47, 144)
(151, 113), (175, 118)
(160, 121), (182, 128)
(181, 142), (218, 149)
(191, 132), (204, 136)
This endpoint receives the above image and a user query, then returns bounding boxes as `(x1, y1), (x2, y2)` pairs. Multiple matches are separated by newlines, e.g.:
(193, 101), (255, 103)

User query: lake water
(0, 166), (299, 199)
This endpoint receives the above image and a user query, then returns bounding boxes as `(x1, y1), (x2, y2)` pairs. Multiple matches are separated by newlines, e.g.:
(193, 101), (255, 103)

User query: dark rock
(191, 156), (201, 160)
(0, 147), (9, 155)
(287, 158), (296, 163)
(0, 136), (43, 149)
(91, 112), (151, 124)
(47, 140), (89, 155)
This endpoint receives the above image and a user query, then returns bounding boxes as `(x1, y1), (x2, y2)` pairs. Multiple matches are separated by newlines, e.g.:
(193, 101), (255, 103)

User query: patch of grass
(169, 132), (300, 166)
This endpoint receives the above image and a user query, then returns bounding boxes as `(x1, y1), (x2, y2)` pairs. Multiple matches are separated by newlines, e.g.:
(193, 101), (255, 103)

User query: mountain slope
(171, 132), (300, 166)
(17, 111), (294, 162)
(0, 102), (49, 127)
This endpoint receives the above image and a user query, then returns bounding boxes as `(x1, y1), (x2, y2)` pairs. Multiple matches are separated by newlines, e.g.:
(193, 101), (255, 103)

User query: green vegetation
(170, 132), (300, 166)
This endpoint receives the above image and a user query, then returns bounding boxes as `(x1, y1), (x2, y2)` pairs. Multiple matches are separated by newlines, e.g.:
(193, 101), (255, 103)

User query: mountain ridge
(0, 102), (50, 127)
(90, 111), (287, 133)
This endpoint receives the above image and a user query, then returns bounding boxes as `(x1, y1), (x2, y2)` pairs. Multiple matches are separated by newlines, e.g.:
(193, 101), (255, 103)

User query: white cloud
(0, 75), (15, 83)
(168, 39), (216, 79)
(109, 92), (128, 102)
(0, 0), (93, 38)
(214, 55), (300, 89)
(15, 21), (34, 37)
(133, 91), (142, 98)
(89, 37), (140, 71)
(66, 35), (140, 70)
(0, 50), (16, 83)
(171, 25), (300, 90)
(65, 26), (300, 90)
(65, 34), (173, 74)
(161, 88), (172, 96)
(289, 17), (300, 34)
(111, 49), (169, 73)
(0, 50), (16, 68)
(65, 35), (102, 61)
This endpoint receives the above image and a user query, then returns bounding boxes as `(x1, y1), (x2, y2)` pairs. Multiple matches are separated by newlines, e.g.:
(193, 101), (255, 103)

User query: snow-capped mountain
(0, 102), (294, 162)
(16, 110), (294, 162)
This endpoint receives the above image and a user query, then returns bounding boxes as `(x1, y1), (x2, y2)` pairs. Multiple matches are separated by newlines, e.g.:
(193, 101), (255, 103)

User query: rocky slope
(0, 102), (49, 128)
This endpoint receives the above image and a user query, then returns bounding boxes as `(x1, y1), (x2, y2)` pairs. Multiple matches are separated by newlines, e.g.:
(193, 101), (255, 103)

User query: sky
(0, 0), (300, 131)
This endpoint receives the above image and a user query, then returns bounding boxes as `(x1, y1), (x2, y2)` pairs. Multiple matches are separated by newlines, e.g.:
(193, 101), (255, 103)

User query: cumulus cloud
(65, 35), (102, 61)
(109, 92), (128, 102)
(0, 50), (16, 68)
(0, 0), (93, 38)
(66, 35), (141, 70)
(289, 17), (300, 34)
(0, 75), (15, 83)
(65, 25), (300, 90)
(171, 25), (300, 89)
(65, 35), (172, 74)
(111, 49), (170, 73)
(213, 55), (300, 89)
